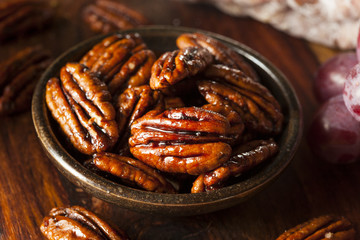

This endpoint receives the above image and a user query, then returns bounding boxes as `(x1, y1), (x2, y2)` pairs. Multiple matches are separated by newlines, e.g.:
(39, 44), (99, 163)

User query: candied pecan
(176, 32), (258, 81)
(40, 205), (129, 240)
(80, 33), (154, 95)
(0, 45), (51, 115)
(129, 107), (232, 175)
(45, 63), (118, 155)
(201, 104), (244, 145)
(87, 152), (176, 193)
(191, 138), (278, 193)
(107, 49), (156, 94)
(80, 34), (145, 69)
(83, 0), (149, 34)
(149, 47), (213, 90)
(276, 215), (356, 240)
(197, 64), (283, 135)
(115, 85), (163, 155)
(116, 85), (163, 136)
(0, 0), (54, 41)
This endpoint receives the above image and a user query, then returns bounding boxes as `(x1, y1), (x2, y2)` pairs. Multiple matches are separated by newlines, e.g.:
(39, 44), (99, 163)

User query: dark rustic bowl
(32, 26), (302, 216)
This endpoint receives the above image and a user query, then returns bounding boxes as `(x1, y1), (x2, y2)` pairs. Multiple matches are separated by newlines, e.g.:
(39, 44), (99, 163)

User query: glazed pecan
(276, 215), (356, 240)
(149, 47), (213, 90)
(191, 138), (278, 193)
(115, 85), (163, 155)
(80, 33), (155, 95)
(176, 32), (258, 81)
(45, 63), (118, 155)
(87, 152), (176, 193)
(83, 0), (149, 34)
(129, 107), (232, 175)
(116, 85), (163, 136)
(198, 64), (283, 135)
(0, 0), (54, 41)
(40, 206), (129, 240)
(0, 45), (51, 115)
(202, 104), (244, 145)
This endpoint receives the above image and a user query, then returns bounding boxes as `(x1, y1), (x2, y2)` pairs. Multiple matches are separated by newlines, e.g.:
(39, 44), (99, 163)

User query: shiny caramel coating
(115, 85), (163, 155)
(149, 47), (213, 90)
(45, 63), (118, 155)
(191, 138), (278, 193)
(276, 215), (356, 240)
(198, 64), (283, 135)
(89, 152), (176, 193)
(131, 142), (232, 175)
(0, 45), (51, 115)
(80, 33), (153, 95)
(108, 49), (156, 94)
(202, 104), (244, 145)
(116, 85), (163, 136)
(129, 107), (232, 175)
(176, 32), (258, 81)
(0, 0), (54, 42)
(83, 0), (149, 34)
(40, 206), (129, 240)
(130, 106), (230, 135)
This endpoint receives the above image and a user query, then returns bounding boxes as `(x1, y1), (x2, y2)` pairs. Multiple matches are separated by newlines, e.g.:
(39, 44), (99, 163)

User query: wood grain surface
(0, 0), (359, 239)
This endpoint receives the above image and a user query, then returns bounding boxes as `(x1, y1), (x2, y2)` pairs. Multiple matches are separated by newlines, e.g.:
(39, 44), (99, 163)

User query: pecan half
(191, 138), (278, 193)
(83, 0), (149, 34)
(276, 215), (356, 240)
(149, 47), (213, 90)
(201, 104), (244, 145)
(115, 85), (163, 155)
(45, 63), (118, 155)
(0, 0), (54, 41)
(129, 107), (232, 175)
(0, 45), (51, 115)
(87, 152), (176, 193)
(116, 85), (163, 136)
(40, 206), (129, 240)
(198, 64), (283, 135)
(176, 32), (258, 81)
(80, 33), (154, 95)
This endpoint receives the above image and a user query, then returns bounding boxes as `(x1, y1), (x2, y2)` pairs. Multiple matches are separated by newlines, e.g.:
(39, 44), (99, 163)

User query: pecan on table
(276, 215), (356, 240)
(86, 152), (176, 193)
(0, 45), (51, 116)
(80, 33), (155, 95)
(176, 32), (258, 81)
(83, 0), (149, 34)
(45, 63), (118, 155)
(191, 138), (278, 193)
(40, 205), (129, 240)
(149, 47), (213, 90)
(197, 64), (283, 136)
(0, 0), (54, 42)
(129, 107), (232, 175)
(115, 85), (163, 155)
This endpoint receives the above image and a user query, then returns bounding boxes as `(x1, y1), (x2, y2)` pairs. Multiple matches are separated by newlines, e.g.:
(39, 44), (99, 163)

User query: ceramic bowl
(32, 26), (302, 216)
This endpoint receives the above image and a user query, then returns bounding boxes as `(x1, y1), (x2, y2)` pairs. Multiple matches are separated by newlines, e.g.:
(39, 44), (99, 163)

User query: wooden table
(1, 0), (359, 239)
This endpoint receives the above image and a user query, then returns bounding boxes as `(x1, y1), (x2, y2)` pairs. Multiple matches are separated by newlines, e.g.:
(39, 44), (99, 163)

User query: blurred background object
(180, 0), (360, 50)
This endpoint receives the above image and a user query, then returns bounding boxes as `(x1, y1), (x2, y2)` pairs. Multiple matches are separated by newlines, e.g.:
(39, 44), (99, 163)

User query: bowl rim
(32, 25), (303, 215)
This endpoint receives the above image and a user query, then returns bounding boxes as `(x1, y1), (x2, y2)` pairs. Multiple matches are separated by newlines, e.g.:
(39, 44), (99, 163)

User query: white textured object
(183, 0), (360, 49)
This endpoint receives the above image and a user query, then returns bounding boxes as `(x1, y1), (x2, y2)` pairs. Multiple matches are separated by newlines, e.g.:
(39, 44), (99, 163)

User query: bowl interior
(32, 26), (302, 216)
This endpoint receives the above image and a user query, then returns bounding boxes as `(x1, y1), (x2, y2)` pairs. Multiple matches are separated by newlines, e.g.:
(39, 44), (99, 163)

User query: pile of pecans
(45, 31), (284, 194)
